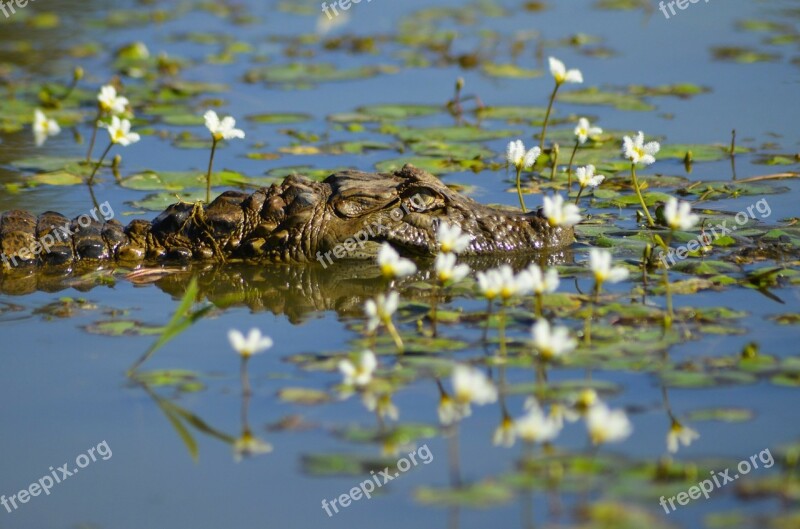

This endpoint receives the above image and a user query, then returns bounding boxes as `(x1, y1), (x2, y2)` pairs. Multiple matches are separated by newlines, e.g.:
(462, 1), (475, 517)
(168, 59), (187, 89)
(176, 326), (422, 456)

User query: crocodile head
(232, 164), (574, 263)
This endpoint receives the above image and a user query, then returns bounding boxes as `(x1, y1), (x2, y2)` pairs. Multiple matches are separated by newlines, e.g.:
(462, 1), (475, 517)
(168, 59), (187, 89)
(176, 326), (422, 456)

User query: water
(1, 1), (798, 528)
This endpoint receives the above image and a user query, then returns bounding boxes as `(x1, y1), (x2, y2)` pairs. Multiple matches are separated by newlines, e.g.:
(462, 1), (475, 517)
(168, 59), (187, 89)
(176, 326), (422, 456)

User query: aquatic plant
(87, 116), (140, 185)
(505, 139), (541, 212)
(203, 109), (245, 202)
(539, 57), (583, 150)
(567, 118), (603, 187)
(623, 131), (661, 226)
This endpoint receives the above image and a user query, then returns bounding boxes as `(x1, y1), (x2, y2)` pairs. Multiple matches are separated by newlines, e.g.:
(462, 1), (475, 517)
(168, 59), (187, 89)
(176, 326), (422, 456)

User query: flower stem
(534, 292), (543, 319)
(574, 185), (585, 206)
(515, 166), (526, 213)
(663, 266), (673, 330)
(539, 82), (561, 151)
(583, 282), (601, 346)
(549, 143), (559, 181)
(567, 140), (579, 189)
(431, 283), (440, 337)
(384, 318), (404, 353)
(206, 138), (218, 204)
(87, 142), (114, 186)
(57, 74), (80, 103)
(240, 356), (252, 398)
(663, 231), (674, 329)
(631, 163), (655, 227)
(85, 109), (101, 163)
(482, 298), (493, 343)
(498, 301), (507, 356)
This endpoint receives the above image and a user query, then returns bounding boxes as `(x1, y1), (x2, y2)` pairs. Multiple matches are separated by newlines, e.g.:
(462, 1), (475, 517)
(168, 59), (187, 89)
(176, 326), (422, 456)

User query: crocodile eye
(403, 188), (443, 212)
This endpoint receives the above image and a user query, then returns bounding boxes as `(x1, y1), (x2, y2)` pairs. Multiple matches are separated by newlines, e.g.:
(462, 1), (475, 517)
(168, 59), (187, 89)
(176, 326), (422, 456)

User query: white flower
(437, 392), (466, 425)
(575, 165), (605, 188)
(543, 194), (582, 228)
(506, 140), (541, 170)
(437, 222), (471, 254)
(515, 406), (562, 443)
(233, 430), (272, 462)
(548, 57), (583, 84)
(33, 109), (60, 147)
(586, 402), (633, 445)
(100, 116), (140, 146)
(493, 416), (516, 448)
(435, 252), (470, 284)
(520, 264), (559, 295)
(531, 319), (576, 361)
(574, 117), (602, 145)
(364, 291), (399, 332)
(663, 197), (699, 231)
(204, 110), (245, 141)
(97, 85), (129, 115)
(667, 421), (700, 453)
(548, 402), (580, 428)
(452, 365), (498, 408)
(589, 248), (629, 285)
(377, 243), (417, 279)
(496, 265), (531, 300)
(477, 269), (503, 300)
(338, 350), (377, 387)
(363, 392), (399, 421)
(623, 131), (660, 166)
(228, 328), (273, 357)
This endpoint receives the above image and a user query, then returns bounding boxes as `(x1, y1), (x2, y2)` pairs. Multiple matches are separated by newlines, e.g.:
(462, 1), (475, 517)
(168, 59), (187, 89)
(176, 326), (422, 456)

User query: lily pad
(277, 387), (331, 405)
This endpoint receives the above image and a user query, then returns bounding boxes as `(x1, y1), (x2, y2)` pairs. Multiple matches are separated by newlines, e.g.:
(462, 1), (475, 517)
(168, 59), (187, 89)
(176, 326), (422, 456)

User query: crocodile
(0, 165), (573, 270)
